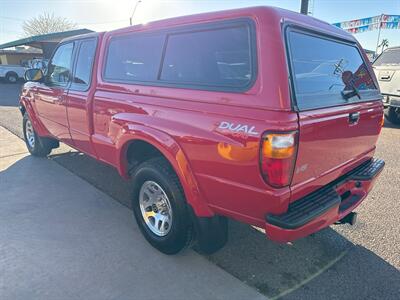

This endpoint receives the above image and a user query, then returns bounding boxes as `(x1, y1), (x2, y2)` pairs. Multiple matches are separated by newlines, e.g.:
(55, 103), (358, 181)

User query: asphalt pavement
(0, 126), (265, 300)
(0, 81), (399, 299)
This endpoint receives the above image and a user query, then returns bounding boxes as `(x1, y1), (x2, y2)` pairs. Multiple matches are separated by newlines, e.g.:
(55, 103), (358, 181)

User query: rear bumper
(265, 158), (384, 243)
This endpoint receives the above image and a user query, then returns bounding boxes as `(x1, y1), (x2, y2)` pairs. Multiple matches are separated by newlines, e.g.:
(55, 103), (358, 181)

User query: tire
(385, 107), (400, 125)
(22, 113), (55, 157)
(131, 157), (194, 255)
(5, 72), (18, 83)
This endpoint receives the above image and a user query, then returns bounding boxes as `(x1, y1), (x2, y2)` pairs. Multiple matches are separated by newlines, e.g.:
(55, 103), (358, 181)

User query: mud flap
(189, 206), (228, 254)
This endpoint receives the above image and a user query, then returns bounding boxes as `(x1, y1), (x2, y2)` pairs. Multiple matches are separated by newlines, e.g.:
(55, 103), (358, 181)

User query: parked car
(20, 6), (385, 255)
(0, 64), (26, 83)
(373, 46), (400, 124)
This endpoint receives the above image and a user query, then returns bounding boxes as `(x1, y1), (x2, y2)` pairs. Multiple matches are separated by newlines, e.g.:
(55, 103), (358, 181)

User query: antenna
(308, 0), (315, 16)
(129, 0), (142, 26)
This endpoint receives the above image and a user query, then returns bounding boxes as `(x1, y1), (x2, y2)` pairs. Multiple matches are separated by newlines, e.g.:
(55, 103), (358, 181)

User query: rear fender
(114, 123), (214, 217)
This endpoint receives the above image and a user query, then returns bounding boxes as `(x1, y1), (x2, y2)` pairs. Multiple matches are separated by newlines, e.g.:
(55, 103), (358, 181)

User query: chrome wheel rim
(139, 181), (173, 237)
(25, 119), (35, 148)
(9, 76), (17, 82)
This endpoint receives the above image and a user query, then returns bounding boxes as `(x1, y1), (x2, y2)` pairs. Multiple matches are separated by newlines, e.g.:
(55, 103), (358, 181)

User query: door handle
(349, 112), (360, 124)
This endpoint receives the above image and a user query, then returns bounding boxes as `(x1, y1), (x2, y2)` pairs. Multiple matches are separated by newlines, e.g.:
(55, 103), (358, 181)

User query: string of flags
(333, 15), (400, 33)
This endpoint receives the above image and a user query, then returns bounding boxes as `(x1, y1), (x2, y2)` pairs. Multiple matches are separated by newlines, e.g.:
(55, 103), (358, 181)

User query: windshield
(373, 48), (400, 66)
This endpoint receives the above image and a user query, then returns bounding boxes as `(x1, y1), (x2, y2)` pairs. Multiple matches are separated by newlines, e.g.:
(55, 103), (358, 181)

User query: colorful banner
(333, 16), (380, 29)
(382, 15), (400, 22)
(333, 15), (400, 33)
(381, 21), (400, 30)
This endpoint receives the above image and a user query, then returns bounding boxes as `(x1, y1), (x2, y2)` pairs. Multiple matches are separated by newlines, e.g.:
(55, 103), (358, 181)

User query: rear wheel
(5, 72), (18, 83)
(385, 107), (400, 124)
(23, 113), (56, 157)
(131, 157), (193, 254)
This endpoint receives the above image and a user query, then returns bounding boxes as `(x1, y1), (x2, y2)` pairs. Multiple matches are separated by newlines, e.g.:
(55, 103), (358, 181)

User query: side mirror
(24, 68), (44, 82)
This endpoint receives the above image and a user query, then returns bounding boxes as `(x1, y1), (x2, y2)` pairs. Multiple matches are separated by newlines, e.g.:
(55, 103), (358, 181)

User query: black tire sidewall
(22, 113), (51, 156)
(132, 160), (192, 254)
(23, 113), (37, 154)
(385, 107), (400, 124)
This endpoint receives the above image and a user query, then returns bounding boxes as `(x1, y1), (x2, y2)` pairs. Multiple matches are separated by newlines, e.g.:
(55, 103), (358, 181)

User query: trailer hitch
(336, 212), (357, 226)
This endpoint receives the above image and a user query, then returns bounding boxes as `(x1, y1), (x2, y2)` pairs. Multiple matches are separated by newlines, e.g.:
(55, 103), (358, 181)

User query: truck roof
(106, 6), (355, 42)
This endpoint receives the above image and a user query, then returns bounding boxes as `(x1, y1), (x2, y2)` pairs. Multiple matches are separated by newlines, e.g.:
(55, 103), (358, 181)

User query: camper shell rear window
(286, 27), (380, 111)
(373, 47), (400, 66)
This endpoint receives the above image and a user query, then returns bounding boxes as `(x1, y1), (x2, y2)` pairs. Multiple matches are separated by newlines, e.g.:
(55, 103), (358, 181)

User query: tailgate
(374, 66), (400, 97)
(286, 28), (383, 201)
(292, 102), (382, 190)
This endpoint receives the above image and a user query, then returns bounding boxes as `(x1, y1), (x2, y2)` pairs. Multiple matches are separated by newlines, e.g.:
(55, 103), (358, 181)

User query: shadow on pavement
(47, 150), (400, 299)
(283, 244), (400, 299)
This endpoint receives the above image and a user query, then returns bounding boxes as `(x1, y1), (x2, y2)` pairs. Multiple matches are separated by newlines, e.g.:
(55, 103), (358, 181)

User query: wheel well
(126, 140), (165, 175)
(6, 71), (18, 77)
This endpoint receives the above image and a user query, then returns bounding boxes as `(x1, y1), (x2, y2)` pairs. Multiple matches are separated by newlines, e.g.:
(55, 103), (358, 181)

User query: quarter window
(46, 42), (74, 86)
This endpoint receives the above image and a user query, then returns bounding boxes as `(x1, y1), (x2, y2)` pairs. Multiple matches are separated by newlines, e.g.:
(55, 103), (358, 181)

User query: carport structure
(0, 28), (93, 59)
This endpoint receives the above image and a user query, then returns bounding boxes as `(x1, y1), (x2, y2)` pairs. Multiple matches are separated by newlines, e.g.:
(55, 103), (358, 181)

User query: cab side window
(71, 39), (97, 90)
(46, 42), (74, 86)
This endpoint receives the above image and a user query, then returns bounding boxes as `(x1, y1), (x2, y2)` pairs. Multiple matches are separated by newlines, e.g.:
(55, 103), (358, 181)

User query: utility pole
(374, 14), (384, 58)
(129, 0), (142, 26)
(300, 0), (309, 15)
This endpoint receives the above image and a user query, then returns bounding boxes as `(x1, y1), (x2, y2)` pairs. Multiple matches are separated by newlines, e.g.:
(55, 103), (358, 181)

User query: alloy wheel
(139, 181), (173, 237)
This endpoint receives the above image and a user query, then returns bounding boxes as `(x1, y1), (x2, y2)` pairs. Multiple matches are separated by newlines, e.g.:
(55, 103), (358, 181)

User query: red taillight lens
(260, 132), (298, 188)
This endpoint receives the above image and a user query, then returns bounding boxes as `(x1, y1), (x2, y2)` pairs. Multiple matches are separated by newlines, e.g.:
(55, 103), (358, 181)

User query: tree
(23, 13), (77, 37)
(379, 38), (389, 53)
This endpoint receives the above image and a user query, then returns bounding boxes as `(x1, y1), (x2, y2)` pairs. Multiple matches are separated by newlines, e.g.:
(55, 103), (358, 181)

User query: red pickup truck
(20, 6), (385, 255)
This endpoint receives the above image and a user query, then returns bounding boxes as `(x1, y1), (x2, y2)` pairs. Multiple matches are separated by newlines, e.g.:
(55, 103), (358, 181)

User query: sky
(0, 0), (399, 52)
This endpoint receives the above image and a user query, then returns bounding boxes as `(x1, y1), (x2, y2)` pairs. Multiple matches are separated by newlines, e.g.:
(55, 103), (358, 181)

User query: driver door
(35, 42), (74, 143)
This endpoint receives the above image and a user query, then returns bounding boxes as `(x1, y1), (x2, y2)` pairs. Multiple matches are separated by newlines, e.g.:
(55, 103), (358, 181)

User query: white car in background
(373, 46), (400, 124)
(0, 64), (26, 83)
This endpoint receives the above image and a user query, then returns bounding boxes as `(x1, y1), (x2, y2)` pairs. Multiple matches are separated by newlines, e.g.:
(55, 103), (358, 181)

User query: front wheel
(385, 107), (400, 125)
(131, 158), (193, 254)
(23, 113), (55, 157)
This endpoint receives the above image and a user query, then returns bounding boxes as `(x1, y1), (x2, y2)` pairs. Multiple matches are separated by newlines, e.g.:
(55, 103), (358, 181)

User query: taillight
(260, 132), (298, 188)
